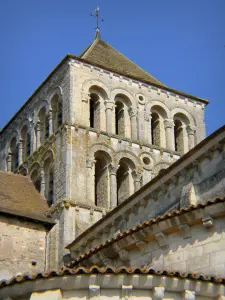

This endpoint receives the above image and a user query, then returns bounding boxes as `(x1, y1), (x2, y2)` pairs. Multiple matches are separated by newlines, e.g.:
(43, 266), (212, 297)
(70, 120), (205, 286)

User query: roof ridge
(80, 38), (99, 59)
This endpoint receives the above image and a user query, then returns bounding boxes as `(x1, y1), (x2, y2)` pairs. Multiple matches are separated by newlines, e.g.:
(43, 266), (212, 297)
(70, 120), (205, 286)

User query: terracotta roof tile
(0, 265), (224, 288)
(67, 197), (225, 265)
(0, 172), (54, 224)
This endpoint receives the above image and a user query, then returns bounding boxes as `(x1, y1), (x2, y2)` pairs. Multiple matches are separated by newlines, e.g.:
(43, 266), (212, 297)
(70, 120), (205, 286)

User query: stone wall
(68, 126), (225, 258)
(1, 273), (224, 299)
(0, 214), (47, 280)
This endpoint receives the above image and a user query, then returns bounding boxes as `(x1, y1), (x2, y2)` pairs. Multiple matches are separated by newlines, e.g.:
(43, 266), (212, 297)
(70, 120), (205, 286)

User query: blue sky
(0, 0), (224, 135)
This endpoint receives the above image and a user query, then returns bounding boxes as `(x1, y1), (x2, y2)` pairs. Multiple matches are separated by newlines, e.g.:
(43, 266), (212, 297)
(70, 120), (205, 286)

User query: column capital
(128, 107), (137, 118)
(81, 92), (90, 103)
(86, 158), (96, 169)
(104, 100), (114, 111)
(132, 170), (142, 182)
(187, 125), (196, 135)
(164, 118), (174, 129)
(35, 120), (41, 130)
(144, 111), (151, 122)
(109, 163), (119, 175)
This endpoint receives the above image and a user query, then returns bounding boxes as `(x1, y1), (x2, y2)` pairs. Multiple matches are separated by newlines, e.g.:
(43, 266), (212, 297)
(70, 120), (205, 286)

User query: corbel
(184, 290), (195, 300)
(205, 148), (214, 160)
(132, 204), (139, 216)
(89, 285), (100, 300)
(118, 249), (130, 262)
(122, 285), (133, 299)
(153, 286), (165, 300)
(155, 232), (168, 247)
(135, 241), (148, 253)
(179, 224), (191, 239)
(202, 216), (214, 228)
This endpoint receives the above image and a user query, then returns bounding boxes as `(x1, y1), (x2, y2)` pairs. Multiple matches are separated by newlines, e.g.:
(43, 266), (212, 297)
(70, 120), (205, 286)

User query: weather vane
(90, 6), (104, 31)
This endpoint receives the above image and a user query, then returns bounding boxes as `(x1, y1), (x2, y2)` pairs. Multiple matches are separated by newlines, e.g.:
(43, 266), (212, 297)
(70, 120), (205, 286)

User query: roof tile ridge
(1, 264), (224, 288)
(99, 40), (166, 86)
(81, 39), (100, 59)
(68, 196), (225, 267)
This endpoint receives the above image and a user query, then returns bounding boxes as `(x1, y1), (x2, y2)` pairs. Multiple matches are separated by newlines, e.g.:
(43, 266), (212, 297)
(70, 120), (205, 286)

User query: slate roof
(0, 172), (54, 224)
(67, 197), (225, 266)
(1, 265), (224, 289)
(79, 38), (166, 87)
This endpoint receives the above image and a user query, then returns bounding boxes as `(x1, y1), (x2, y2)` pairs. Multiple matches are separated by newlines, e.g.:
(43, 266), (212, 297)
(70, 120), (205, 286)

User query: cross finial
(90, 6), (104, 39)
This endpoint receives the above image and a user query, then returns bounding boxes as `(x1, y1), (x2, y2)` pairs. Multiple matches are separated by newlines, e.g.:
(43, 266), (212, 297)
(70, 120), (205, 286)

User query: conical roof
(79, 37), (166, 87)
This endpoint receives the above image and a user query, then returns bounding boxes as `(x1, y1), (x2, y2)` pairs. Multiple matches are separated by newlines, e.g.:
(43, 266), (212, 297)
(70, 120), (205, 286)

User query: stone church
(0, 31), (225, 299)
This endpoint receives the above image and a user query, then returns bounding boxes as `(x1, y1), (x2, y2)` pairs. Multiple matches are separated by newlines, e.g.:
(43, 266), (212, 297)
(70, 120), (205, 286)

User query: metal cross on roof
(90, 6), (104, 31)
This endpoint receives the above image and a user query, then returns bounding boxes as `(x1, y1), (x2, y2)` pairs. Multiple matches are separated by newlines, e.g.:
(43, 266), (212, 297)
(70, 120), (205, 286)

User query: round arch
(82, 79), (110, 99)
(48, 86), (63, 106)
(29, 162), (41, 175)
(171, 107), (196, 126)
(89, 143), (116, 163)
(116, 150), (141, 171)
(41, 149), (55, 167)
(111, 88), (136, 110)
(145, 99), (170, 118)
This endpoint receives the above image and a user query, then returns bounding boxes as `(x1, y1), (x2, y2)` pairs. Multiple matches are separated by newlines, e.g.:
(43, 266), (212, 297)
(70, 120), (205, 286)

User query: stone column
(86, 158), (95, 205)
(164, 118), (175, 151)
(99, 99), (106, 131)
(109, 164), (119, 209)
(123, 106), (131, 138)
(187, 125), (196, 150)
(36, 121), (41, 150)
(129, 108), (138, 141)
(144, 111), (152, 144)
(133, 171), (142, 192)
(81, 92), (90, 126)
(105, 101), (114, 134)
(40, 167), (46, 197)
(7, 154), (12, 172)
(18, 139), (23, 165)
(30, 122), (35, 154)
(48, 110), (53, 135)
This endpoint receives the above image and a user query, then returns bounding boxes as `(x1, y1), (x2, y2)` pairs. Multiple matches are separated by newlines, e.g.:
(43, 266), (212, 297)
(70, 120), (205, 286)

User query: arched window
(94, 151), (111, 208)
(9, 137), (18, 172)
(89, 93), (99, 129)
(151, 112), (160, 146)
(114, 94), (132, 138)
(88, 86), (107, 131)
(44, 158), (54, 206)
(117, 158), (135, 205)
(39, 107), (49, 144)
(21, 125), (31, 161)
(30, 169), (41, 192)
(115, 101), (125, 136)
(173, 113), (190, 154)
(51, 95), (62, 133)
(150, 105), (167, 148)
(174, 120), (184, 153)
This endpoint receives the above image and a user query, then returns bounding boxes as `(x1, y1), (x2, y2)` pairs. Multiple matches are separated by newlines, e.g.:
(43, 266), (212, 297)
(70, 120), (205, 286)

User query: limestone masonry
(0, 35), (224, 299)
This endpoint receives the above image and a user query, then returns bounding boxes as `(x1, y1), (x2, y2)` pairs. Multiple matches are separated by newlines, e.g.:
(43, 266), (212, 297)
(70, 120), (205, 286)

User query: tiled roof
(1, 265), (224, 288)
(0, 172), (54, 224)
(80, 39), (166, 87)
(67, 197), (225, 265)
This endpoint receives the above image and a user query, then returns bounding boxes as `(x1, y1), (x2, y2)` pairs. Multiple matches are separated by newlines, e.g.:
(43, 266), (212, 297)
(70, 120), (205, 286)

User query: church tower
(0, 31), (208, 267)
